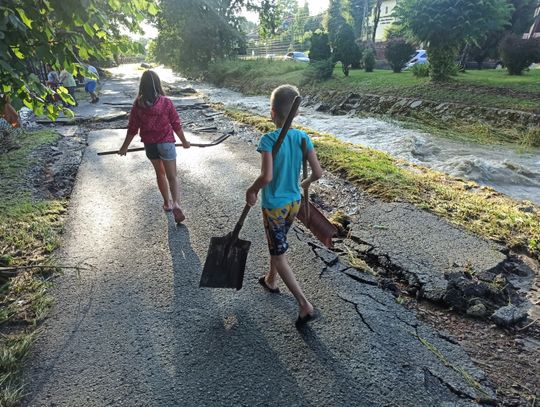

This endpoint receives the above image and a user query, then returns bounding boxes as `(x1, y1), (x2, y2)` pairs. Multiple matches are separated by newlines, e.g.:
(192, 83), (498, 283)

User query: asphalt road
(23, 74), (495, 406)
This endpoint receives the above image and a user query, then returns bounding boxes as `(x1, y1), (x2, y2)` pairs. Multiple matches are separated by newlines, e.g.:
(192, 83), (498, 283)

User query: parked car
(403, 50), (428, 70)
(284, 51), (310, 62)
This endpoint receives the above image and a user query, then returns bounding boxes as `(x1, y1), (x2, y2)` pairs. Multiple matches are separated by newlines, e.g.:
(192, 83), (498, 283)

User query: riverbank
(205, 60), (540, 148)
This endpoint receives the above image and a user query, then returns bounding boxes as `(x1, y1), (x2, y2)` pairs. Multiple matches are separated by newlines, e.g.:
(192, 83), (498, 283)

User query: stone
(178, 87), (197, 94)
(410, 100), (423, 108)
(518, 205), (535, 213)
(466, 303), (489, 318)
(491, 304), (529, 327)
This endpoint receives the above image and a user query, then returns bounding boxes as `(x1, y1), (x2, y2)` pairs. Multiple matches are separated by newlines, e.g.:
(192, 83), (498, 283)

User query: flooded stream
(132, 66), (540, 205)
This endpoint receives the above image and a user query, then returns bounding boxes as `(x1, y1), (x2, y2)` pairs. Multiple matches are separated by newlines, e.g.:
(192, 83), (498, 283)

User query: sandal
(172, 207), (185, 223)
(258, 276), (280, 294)
(295, 309), (321, 328)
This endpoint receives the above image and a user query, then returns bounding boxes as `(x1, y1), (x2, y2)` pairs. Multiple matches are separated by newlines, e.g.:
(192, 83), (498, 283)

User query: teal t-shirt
(257, 128), (314, 209)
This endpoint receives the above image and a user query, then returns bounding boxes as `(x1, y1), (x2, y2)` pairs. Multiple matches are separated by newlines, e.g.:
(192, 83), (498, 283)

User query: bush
(309, 31), (332, 62)
(362, 48), (375, 72)
(385, 39), (415, 73)
(302, 58), (335, 83)
(411, 63), (430, 77)
(500, 33), (540, 75)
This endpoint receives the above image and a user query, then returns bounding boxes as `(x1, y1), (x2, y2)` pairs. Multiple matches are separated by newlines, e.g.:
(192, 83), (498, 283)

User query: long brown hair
(137, 70), (165, 107)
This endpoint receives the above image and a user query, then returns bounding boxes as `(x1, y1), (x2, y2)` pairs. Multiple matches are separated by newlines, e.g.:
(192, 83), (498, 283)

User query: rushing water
(127, 65), (540, 205)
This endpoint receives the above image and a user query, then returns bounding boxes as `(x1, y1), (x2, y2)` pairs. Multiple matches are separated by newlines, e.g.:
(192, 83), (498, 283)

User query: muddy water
(131, 65), (540, 205)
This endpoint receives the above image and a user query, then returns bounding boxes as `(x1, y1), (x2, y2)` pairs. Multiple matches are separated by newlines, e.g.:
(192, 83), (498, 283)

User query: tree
(371, 0), (383, 42)
(309, 31), (332, 61)
(0, 0), (157, 119)
(465, 0), (539, 69)
(394, 0), (512, 81)
(348, 0), (369, 39)
(510, 0), (540, 35)
(155, 0), (246, 75)
(333, 23), (361, 76)
(257, 0), (282, 38)
(326, 0), (347, 47)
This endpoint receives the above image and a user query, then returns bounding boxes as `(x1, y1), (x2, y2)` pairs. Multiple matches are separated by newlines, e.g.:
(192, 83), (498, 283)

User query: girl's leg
(161, 159), (181, 207)
(271, 254), (314, 318)
(149, 159), (171, 208)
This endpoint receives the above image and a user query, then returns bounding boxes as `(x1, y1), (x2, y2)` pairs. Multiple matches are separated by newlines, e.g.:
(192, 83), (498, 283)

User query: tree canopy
(1, 0), (158, 118)
(394, 0), (513, 80)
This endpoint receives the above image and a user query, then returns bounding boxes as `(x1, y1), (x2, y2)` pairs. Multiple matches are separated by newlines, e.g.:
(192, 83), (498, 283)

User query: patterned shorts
(262, 200), (301, 256)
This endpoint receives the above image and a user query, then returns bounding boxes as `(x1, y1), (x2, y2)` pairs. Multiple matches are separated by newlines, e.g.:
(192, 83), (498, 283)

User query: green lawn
(206, 59), (540, 113)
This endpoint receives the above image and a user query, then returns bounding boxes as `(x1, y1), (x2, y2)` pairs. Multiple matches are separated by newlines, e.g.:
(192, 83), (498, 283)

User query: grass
(0, 129), (66, 404)
(220, 107), (540, 261)
(206, 59), (540, 113)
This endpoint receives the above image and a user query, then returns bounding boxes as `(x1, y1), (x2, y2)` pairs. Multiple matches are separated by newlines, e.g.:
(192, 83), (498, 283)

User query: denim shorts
(144, 142), (177, 161)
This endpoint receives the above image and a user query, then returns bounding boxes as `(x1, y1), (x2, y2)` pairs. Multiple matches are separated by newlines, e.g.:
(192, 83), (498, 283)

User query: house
(370, 0), (398, 42)
(525, 5), (540, 39)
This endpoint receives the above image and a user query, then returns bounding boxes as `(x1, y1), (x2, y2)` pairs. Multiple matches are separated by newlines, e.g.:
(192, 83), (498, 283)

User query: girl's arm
(301, 149), (323, 189)
(119, 105), (140, 155)
(174, 127), (190, 148)
(169, 100), (190, 148)
(118, 133), (136, 156)
(246, 152), (272, 206)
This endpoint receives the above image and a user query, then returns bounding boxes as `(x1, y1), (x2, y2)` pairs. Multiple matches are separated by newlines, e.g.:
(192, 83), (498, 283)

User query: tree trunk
(371, 0), (383, 43)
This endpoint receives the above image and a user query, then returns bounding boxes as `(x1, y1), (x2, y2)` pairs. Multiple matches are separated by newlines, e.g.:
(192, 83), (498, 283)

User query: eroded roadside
(185, 105), (540, 406)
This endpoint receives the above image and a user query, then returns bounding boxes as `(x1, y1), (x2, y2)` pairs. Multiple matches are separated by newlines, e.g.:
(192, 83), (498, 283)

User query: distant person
(46, 64), (59, 89)
(245, 84), (323, 327)
(118, 70), (191, 223)
(58, 65), (78, 106)
(84, 64), (100, 103)
(0, 95), (20, 129)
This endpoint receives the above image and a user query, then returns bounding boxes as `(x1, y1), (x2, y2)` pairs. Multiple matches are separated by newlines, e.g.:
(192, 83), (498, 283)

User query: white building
(371, 0), (398, 42)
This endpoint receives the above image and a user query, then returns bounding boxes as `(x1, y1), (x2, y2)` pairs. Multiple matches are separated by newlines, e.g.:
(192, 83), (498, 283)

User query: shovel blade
(200, 233), (251, 290)
(297, 201), (337, 248)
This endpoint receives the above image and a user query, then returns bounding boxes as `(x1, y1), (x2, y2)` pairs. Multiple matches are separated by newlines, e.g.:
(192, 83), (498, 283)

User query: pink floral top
(127, 96), (182, 144)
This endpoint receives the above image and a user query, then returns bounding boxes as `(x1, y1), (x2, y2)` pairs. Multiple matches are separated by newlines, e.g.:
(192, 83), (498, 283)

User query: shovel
(296, 139), (337, 248)
(96, 131), (232, 156)
(199, 96), (302, 290)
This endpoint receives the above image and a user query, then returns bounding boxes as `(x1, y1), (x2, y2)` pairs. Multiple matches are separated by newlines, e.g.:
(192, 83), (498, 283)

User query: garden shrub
(500, 33), (540, 75)
(362, 48), (375, 72)
(302, 58), (335, 83)
(411, 63), (430, 77)
(385, 39), (415, 73)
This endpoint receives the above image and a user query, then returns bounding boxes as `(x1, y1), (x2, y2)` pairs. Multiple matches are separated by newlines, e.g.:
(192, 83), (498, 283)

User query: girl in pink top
(118, 70), (191, 223)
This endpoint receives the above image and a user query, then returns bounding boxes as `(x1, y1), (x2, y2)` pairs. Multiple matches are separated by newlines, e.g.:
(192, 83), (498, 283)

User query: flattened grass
(222, 107), (540, 260)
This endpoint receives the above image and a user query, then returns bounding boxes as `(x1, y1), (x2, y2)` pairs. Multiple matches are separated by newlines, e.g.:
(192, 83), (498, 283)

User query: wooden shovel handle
(232, 204), (251, 240)
(301, 138), (310, 225)
(272, 96), (302, 159)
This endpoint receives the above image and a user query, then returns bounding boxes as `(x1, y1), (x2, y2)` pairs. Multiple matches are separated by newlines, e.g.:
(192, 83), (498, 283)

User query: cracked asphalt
(23, 71), (496, 406)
